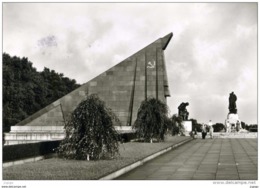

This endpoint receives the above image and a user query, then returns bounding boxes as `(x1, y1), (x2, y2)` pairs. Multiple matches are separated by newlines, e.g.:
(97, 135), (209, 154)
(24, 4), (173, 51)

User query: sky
(3, 3), (257, 124)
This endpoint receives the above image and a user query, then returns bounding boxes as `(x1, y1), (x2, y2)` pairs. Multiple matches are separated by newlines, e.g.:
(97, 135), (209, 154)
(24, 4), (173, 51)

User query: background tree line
(190, 118), (257, 132)
(3, 53), (80, 132)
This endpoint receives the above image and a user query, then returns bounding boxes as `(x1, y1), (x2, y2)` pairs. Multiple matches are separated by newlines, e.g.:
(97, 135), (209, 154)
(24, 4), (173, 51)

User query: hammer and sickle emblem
(147, 61), (156, 68)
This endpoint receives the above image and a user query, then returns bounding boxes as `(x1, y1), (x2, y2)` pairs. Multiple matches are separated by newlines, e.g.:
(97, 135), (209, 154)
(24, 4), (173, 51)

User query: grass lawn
(3, 136), (191, 180)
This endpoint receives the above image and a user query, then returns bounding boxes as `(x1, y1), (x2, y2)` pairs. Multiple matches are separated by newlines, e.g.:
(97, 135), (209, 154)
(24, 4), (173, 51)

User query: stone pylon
(5, 33), (173, 145)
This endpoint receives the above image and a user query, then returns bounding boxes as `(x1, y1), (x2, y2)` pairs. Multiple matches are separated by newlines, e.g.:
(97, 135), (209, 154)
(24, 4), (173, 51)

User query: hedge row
(3, 133), (136, 162)
(3, 140), (61, 162)
(119, 132), (137, 143)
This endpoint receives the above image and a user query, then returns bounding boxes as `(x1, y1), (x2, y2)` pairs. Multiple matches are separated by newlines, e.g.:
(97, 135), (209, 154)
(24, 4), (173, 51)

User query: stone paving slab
(115, 138), (258, 180)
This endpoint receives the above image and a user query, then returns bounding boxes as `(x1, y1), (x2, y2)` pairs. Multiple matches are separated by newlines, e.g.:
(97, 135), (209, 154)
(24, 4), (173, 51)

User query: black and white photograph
(2, 2), (258, 187)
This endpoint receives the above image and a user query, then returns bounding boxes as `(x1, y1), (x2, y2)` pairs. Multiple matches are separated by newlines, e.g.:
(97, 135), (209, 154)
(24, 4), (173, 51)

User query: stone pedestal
(225, 113), (241, 133)
(182, 121), (192, 136)
(114, 126), (135, 133)
(4, 126), (65, 145)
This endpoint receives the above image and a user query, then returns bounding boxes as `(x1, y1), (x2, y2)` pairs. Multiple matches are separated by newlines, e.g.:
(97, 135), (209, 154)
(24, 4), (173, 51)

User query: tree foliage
(213, 123), (226, 132)
(57, 94), (120, 160)
(241, 121), (246, 129)
(190, 118), (202, 132)
(247, 124), (258, 132)
(133, 98), (169, 142)
(3, 53), (80, 132)
(170, 114), (183, 136)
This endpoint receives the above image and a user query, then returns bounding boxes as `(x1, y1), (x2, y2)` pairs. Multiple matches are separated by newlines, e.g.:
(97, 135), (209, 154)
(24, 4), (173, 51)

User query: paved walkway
(115, 138), (257, 180)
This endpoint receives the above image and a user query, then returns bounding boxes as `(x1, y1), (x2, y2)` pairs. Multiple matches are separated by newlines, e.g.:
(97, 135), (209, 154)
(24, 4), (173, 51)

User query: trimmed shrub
(57, 94), (120, 160)
(171, 114), (184, 135)
(133, 98), (169, 142)
(119, 132), (137, 143)
(3, 141), (60, 162)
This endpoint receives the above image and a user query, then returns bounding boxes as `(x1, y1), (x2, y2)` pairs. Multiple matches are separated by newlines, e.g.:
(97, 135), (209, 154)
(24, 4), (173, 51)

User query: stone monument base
(182, 121), (192, 136)
(115, 126), (135, 133)
(4, 125), (136, 145)
(4, 126), (65, 145)
(225, 113), (241, 133)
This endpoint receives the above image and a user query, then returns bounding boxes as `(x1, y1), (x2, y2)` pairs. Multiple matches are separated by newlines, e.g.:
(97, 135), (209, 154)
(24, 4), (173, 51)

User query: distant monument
(178, 102), (191, 136)
(229, 91), (237, 114)
(225, 92), (241, 132)
(178, 102), (189, 120)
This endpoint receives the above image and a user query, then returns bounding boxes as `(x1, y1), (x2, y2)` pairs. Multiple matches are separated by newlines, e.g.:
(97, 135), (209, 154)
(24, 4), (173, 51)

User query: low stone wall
(3, 131), (137, 168)
(3, 140), (60, 164)
(4, 125), (135, 145)
(4, 126), (65, 145)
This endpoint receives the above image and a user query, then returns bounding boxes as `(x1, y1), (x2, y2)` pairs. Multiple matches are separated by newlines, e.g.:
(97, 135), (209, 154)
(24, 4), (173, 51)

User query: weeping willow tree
(133, 98), (169, 143)
(171, 114), (184, 136)
(57, 94), (120, 160)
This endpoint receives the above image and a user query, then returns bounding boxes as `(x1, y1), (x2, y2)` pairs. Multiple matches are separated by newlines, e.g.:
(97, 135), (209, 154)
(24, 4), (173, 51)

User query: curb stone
(3, 153), (56, 168)
(99, 137), (194, 180)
